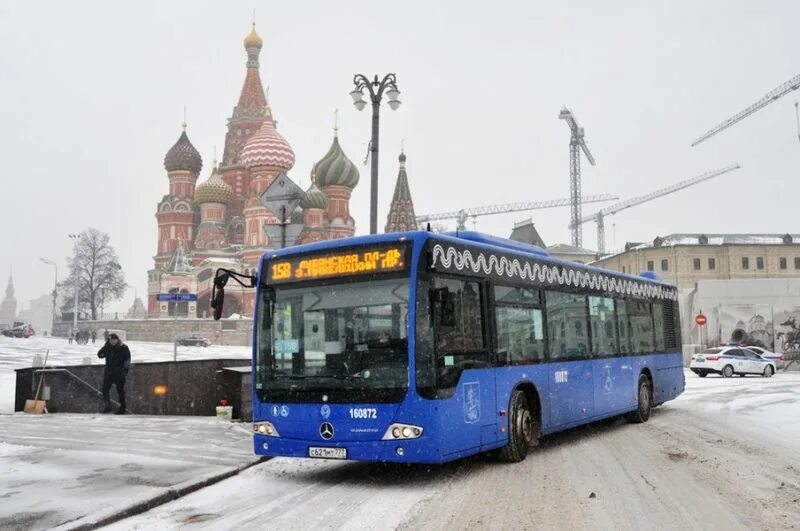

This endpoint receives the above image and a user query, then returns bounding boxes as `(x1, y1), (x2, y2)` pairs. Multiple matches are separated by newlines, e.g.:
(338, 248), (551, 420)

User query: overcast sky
(1, 1), (799, 312)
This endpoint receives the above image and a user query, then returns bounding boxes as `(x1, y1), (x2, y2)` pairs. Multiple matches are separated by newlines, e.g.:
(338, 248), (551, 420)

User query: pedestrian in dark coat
(91, 330), (97, 344)
(97, 333), (130, 414)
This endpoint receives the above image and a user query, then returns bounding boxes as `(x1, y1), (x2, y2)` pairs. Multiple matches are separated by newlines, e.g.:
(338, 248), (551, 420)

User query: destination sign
(269, 245), (407, 283)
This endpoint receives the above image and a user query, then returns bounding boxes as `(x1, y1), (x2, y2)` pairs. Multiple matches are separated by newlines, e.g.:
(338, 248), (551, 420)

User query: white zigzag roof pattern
(432, 244), (678, 300)
(241, 120), (296, 171)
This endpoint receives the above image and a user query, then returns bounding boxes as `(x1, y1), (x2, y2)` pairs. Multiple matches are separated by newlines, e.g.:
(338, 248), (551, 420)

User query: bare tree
(59, 228), (126, 320)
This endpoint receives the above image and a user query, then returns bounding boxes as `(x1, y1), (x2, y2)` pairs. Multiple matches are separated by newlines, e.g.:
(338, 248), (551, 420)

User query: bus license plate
(309, 447), (347, 460)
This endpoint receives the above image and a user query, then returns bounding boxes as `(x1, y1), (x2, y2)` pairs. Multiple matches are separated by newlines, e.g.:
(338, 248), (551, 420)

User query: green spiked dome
(314, 136), (359, 189)
(300, 182), (328, 210)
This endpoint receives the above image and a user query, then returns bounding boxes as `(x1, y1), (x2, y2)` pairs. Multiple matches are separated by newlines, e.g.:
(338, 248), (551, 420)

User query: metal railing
(34, 368), (122, 409)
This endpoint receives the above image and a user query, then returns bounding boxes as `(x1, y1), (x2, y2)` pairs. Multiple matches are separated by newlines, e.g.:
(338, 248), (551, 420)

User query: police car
(690, 346), (777, 378)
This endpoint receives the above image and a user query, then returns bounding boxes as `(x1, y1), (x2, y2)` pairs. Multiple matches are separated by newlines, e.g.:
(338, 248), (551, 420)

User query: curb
(65, 457), (269, 530)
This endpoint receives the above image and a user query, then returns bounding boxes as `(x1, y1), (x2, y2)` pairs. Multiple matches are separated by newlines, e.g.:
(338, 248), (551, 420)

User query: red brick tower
(155, 125), (202, 267)
(220, 23), (269, 226)
(385, 150), (418, 232)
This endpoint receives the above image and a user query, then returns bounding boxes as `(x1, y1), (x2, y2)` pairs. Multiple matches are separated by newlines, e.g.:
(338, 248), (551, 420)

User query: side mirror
(211, 286), (224, 320)
(211, 270), (230, 321)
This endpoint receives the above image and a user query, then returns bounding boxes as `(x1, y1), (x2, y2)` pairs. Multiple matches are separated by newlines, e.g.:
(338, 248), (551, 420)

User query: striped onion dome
(314, 136), (359, 189)
(194, 167), (234, 204)
(164, 129), (202, 173)
(240, 118), (295, 171)
(300, 183), (328, 210)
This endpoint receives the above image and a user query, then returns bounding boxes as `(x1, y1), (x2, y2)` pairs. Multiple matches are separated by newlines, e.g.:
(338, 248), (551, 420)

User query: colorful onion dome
(240, 118), (295, 171)
(300, 183), (328, 210)
(314, 136), (359, 189)
(194, 167), (234, 204)
(243, 23), (263, 49)
(164, 129), (202, 173)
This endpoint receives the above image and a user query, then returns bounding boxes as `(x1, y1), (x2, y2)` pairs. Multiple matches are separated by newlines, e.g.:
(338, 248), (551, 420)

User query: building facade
(592, 234), (800, 294)
(148, 25), (359, 318)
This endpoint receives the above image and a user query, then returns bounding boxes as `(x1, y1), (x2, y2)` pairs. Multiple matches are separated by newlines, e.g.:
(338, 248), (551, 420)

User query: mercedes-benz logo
(319, 422), (334, 440)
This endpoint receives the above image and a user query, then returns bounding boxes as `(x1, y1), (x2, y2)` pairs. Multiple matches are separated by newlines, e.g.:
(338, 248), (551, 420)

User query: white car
(743, 346), (785, 369)
(690, 346), (777, 378)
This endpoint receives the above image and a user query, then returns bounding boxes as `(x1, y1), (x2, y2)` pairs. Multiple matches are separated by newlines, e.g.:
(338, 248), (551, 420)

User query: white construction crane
(417, 194), (618, 231)
(573, 164), (741, 253)
(692, 74), (800, 146)
(795, 102), (800, 143)
(559, 107), (596, 248)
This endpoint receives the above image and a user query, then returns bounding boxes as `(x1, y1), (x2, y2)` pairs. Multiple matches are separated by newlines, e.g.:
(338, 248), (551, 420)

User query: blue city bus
(211, 230), (684, 464)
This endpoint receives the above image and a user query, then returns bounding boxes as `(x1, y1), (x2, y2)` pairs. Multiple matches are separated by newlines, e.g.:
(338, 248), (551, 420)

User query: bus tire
(626, 374), (652, 424)
(498, 390), (536, 463)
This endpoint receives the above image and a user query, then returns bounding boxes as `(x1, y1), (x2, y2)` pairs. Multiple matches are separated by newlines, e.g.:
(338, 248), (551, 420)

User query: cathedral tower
(385, 150), (418, 233)
(155, 125), (203, 267)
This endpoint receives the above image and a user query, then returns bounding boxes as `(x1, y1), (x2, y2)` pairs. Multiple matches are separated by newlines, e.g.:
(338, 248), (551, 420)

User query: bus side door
(549, 360), (594, 427)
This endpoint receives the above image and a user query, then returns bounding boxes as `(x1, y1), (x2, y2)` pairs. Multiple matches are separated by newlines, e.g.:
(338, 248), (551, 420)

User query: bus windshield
(255, 277), (410, 403)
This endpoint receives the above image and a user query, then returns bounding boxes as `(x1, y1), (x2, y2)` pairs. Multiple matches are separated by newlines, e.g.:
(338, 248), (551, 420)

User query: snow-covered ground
(0, 336), (250, 413)
(109, 371), (800, 530)
(0, 414), (258, 530)
(2, 366), (798, 530)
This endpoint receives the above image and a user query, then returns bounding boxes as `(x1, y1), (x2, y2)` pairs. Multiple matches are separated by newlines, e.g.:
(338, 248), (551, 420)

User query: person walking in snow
(97, 333), (130, 414)
(91, 330), (97, 344)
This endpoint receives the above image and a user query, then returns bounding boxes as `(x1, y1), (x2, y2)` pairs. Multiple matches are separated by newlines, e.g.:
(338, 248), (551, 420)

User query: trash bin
(216, 405), (233, 420)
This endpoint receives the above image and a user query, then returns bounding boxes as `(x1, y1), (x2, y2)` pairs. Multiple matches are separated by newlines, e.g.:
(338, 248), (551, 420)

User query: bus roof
(259, 230), (677, 290)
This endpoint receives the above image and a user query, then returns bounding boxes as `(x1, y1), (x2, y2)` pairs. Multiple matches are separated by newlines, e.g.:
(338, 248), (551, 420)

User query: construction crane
(559, 107), (596, 248)
(795, 102), (800, 143)
(574, 164), (741, 254)
(692, 74), (800, 146)
(417, 194), (618, 231)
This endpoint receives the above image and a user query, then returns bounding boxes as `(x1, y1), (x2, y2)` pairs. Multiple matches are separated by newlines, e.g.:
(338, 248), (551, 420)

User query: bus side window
(652, 302), (666, 352)
(616, 298), (632, 354)
(545, 291), (590, 359)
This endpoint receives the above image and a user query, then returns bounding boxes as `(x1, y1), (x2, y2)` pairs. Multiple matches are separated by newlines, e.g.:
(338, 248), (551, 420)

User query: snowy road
(109, 371), (800, 531)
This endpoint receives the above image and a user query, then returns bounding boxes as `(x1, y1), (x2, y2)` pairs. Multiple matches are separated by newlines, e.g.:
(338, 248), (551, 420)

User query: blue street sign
(156, 293), (198, 302)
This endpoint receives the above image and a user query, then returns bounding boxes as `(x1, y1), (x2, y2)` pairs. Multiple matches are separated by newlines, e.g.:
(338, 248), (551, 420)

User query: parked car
(177, 335), (210, 347)
(743, 346), (785, 369)
(2, 323), (34, 338)
(690, 346), (776, 378)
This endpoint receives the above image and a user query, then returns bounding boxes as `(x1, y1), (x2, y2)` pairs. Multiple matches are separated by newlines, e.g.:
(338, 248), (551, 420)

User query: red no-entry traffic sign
(695, 313), (707, 326)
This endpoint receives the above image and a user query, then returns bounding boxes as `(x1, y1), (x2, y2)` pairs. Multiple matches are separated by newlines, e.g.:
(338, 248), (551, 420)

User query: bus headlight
(382, 423), (423, 440)
(253, 422), (280, 437)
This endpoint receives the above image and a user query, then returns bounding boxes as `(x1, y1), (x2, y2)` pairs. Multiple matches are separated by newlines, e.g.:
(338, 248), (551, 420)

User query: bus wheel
(626, 375), (652, 424)
(498, 390), (536, 463)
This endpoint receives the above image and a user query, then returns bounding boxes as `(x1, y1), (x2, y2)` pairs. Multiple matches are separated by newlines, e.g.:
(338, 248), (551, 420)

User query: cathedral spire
(385, 149), (418, 233)
(233, 23), (269, 121)
(5, 271), (13, 299)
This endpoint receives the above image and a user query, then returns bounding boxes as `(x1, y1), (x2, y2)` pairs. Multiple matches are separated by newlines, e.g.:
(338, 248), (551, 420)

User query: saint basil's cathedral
(147, 25), (371, 318)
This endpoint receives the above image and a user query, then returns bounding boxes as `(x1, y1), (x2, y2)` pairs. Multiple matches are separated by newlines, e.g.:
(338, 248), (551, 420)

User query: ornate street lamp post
(350, 74), (401, 234)
(39, 258), (57, 333)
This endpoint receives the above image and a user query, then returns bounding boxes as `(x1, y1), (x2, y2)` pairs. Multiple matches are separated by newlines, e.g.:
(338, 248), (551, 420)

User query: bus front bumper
(254, 434), (443, 464)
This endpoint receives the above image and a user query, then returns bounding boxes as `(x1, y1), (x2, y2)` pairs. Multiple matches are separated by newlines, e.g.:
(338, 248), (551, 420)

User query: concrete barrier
(15, 358), (251, 417)
(52, 318), (254, 346)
